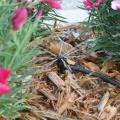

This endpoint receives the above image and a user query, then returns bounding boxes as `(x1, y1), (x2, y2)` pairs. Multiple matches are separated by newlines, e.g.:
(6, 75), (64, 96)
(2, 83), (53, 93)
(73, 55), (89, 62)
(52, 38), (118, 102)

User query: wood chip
(42, 37), (74, 55)
(98, 105), (117, 120)
(65, 70), (84, 95)
(23, 113), (37, 120)
(97, 91), (110, 112)
(34, 110), (76, 120)
(81, 60), (100, 72)
(47, 72), (65, 90)
(57, 92), (76, 114)
(38, 88), (57, 101)
(0, 116), (6, 120)
(101, 59), (115, 74)
(66, 58), (76, 65)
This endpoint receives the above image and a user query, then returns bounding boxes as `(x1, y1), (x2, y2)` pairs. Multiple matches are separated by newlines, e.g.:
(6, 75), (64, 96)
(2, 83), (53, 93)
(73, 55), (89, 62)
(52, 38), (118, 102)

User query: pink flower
(0, 83), (11, 96)
(111, 0), (120, 10)
(36, 9), (43, 20)
(0, 68), (11, 84)
(84, 0), (93, 10)
(11, 8), (28, 31)
(0, 68), (11, 96)
(25, 0), (32, 3)
(41, 0), (62, 9)
(94, 0), (103, 7)
(84, 0), (103, 10)
(16, 0), (32, 3)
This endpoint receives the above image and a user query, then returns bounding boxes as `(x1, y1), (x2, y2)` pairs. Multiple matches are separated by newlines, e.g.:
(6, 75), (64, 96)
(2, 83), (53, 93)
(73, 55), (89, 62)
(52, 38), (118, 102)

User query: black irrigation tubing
(56, 55), (120, 88)
(70, 64), (120, 88)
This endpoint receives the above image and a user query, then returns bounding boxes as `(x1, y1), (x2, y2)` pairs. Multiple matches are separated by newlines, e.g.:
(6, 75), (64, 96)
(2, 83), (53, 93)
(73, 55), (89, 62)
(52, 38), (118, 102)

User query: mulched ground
(19, 24), (120, 120)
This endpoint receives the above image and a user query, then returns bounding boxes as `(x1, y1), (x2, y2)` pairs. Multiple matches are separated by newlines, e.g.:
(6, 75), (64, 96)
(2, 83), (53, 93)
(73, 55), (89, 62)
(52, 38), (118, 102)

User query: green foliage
(0, 3), (37, 119)
(0, 0), (63, 119)
(82, 0), (120, 63)
(29, 1), (66, 40)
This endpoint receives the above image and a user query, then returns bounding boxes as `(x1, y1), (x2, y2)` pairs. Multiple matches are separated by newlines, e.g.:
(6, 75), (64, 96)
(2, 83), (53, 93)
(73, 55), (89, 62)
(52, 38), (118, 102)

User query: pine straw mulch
(20, 24), (120, 120)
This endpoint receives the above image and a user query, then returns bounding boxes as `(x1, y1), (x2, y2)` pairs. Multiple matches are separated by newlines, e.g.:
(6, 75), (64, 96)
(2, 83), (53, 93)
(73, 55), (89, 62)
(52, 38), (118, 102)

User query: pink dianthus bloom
(11, 7), (28, 31)
(0, 68), (11, 96)
(84, 0), (103, 10)
(111, 0), (120, 10)
(37, 0), (62, 9)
